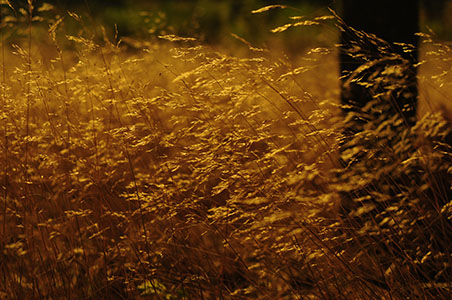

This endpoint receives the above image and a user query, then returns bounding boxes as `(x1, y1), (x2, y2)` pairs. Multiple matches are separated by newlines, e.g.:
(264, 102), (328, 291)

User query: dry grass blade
(0, 3), (451, 300)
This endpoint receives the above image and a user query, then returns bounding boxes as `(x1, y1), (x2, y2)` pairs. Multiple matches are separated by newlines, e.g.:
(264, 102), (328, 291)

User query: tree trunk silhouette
(337, 0), (420, 221)
(339, 0), (420, 130)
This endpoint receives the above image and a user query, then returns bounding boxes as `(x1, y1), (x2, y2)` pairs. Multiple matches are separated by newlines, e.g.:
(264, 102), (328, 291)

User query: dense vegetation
(1, 2), (452, 299)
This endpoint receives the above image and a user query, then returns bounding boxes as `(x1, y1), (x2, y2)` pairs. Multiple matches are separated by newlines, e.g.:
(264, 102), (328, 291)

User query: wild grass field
(1, 2), (452, 299)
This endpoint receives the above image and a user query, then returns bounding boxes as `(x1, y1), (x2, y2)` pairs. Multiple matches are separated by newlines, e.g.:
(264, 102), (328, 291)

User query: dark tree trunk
(337, 0), (421, 216)
(339, 0), (420, 129)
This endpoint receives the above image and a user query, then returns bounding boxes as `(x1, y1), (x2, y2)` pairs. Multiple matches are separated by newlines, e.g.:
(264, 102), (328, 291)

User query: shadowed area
(339, 0), (419, 129)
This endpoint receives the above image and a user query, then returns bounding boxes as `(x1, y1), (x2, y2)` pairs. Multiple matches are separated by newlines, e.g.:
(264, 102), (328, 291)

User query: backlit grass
(1, 3), (452, 299)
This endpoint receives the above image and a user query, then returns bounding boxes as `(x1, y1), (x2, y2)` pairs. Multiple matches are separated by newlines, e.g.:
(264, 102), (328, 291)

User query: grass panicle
(0, 3), (452, 299)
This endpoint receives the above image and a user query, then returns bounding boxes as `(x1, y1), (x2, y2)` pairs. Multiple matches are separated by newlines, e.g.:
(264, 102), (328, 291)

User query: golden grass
(1, 4), (452, 300)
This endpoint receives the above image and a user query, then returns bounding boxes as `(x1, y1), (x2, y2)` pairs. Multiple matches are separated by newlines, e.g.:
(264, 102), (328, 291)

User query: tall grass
(1, 3), (452, 299)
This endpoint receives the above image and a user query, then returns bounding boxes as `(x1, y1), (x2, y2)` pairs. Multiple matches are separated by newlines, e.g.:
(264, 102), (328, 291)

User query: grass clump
(1, 3), (452, 299)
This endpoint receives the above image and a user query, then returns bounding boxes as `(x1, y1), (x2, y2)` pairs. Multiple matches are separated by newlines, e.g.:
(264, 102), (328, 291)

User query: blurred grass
(0, 1), (337, 52)
(5, 1), (452, 56)
(1, 1), (452, 299)
(54, 0), (452, 44)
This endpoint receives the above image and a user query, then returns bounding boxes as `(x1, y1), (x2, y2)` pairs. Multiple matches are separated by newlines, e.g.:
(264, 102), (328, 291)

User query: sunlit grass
(1, 3), (452, 299)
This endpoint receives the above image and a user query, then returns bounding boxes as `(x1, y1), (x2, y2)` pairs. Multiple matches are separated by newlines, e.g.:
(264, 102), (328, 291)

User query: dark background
(5, 0), (452, 51)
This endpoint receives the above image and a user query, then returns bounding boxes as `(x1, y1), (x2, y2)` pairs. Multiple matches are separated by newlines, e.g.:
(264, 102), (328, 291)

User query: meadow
(1, 2), (452, 299)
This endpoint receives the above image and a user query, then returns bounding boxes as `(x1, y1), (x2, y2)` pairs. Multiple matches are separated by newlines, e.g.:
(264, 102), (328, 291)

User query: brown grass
(1, 3), (452, 299)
